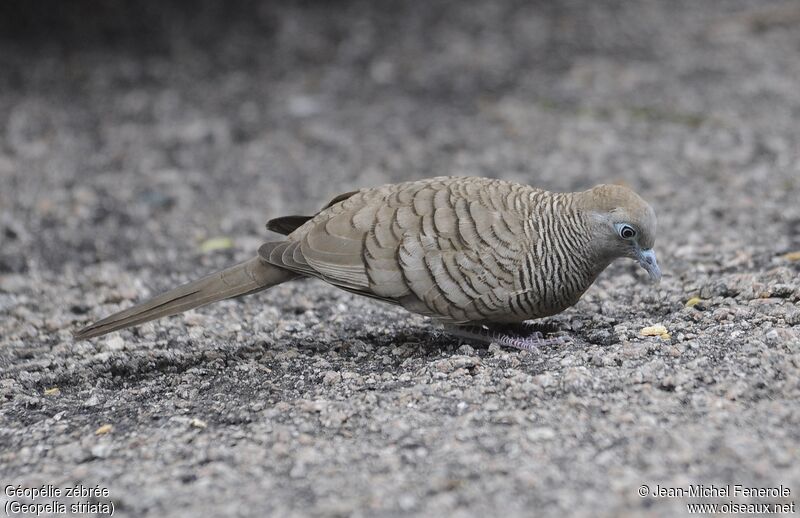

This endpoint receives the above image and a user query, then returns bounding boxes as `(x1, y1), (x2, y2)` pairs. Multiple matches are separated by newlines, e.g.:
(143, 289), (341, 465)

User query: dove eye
(617, 224), (637, 240)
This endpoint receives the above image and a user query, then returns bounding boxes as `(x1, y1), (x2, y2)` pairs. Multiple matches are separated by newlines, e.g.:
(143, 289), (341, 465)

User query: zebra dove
(75, 176), (660, 350)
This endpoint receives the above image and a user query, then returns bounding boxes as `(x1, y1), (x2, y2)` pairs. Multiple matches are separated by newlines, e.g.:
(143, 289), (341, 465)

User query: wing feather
(260, 177), (538, 322)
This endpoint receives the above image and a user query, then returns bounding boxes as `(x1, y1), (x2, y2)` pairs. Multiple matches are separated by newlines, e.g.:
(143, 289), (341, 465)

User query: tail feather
(74, 257), (296, 340)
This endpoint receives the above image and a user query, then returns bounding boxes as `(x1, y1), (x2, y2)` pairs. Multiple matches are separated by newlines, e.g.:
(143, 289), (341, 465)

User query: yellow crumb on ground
(200, 236), (234, 253)
(686, 297), (702, 308)
(641, 324), (671, 340)
(95, 424), (113, 436)
(781, 251), (800, 262)
(44, 387), (61, 396)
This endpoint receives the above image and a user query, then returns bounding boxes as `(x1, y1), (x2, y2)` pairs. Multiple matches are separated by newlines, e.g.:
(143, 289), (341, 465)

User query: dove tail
(74, 257), (296, 340)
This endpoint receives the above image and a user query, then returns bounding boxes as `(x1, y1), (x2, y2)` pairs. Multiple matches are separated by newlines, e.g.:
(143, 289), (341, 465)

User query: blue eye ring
(617, 224), (637, 240)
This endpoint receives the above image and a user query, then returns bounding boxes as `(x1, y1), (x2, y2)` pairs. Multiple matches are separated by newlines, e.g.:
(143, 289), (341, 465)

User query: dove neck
(532, 191), (611, 293)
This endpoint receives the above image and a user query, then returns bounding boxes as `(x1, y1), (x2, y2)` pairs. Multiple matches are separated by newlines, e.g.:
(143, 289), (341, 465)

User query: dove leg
(443, 323), (569, 352)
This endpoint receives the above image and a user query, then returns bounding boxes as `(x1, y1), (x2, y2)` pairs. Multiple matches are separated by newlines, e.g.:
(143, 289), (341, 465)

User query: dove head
(578, 184), (661, 282)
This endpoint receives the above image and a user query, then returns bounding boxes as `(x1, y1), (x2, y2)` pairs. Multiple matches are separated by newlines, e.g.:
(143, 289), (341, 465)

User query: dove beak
(636, 248), (661, 282)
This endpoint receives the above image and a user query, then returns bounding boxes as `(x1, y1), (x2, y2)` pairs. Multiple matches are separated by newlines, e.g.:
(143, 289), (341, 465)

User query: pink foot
(444, 324), (569, 352)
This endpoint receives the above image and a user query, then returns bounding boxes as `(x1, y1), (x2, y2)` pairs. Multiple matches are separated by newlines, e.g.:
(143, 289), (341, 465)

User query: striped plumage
(75, 176), (660, 340)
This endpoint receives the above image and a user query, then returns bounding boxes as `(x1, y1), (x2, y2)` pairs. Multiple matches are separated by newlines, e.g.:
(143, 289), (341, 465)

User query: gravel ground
(2, 1), (800, 516)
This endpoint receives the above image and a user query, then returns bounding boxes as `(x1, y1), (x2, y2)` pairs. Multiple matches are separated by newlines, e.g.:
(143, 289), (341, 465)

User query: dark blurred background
(1, 0), (798, 276)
